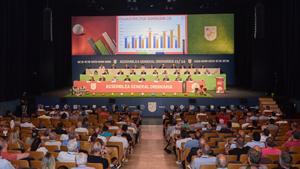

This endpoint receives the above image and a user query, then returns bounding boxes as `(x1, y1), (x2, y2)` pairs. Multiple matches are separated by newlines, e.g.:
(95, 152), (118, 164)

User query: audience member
(216, 154), (228, 169)
(42, 152), (56, 169)
(244, 132), (265, 148)
(72, 153), (94, 169)
(239, 148), (267, 169)
(191, 144), (216, 169)
(57, 139), (78, 162)
(261, 137), (281, 157)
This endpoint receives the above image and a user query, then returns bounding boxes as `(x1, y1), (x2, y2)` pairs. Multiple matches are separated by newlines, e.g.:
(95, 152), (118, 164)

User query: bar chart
(117, 15), (187, 54)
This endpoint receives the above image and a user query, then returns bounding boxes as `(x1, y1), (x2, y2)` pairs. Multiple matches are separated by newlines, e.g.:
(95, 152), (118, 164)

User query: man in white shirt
(44, 132), (62, 149)
(57, 139), (78, 162)
(75, 121), (89, 134)
(191, 144), (216, 169)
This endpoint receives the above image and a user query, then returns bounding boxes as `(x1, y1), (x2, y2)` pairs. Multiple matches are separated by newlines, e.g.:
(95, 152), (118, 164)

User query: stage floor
(42, 87), (264, 99)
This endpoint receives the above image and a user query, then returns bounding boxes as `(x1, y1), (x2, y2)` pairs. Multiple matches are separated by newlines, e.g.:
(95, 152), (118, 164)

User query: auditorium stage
(36, 87), (265, 117)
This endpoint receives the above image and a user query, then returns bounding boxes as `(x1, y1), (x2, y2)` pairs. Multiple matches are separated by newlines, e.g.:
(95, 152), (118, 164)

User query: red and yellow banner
(73, 81), (183, 93)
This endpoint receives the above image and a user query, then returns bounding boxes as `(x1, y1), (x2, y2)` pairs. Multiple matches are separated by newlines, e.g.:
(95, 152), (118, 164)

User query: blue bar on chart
(175, 40), (178, 48)
(125, 37), (127, 48)
(153, 36), (156, 49)
(168, 36), (170, 48)
(146, 38), (148, 48)
(160, 36), (163, 48)
(131, 36), (135, 48)
(139, 36), (142, 48)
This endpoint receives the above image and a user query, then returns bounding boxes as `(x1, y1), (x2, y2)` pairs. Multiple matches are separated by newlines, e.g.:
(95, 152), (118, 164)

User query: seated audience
(87, 142), (109, 169)
(266, 119), (279, 132)
(0, 139), (29, 160)
(275, 151), (298, 169)
(191, 144), (216, 169)
(72, 153), (94, 169)
(44, 132), (62, 149)
(260, 129), (271, 142)
(244, 132), (265, 148)
(239, 148), (267, 169)
(216, 154), (228, 169)
(261, 137), (281, 157)
(75, 121), (89, 135)
(284, 131), (300, 148)
(57, 139), (78, 162)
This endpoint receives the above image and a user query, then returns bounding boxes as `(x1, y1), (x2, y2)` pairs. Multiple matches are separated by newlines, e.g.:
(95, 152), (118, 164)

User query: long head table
(79, 74), (226, 90)
(85, 68), (221, 76)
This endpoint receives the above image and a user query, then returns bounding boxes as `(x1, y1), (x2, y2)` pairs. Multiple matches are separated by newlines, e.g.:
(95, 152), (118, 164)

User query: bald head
(217, 154), (228, 168)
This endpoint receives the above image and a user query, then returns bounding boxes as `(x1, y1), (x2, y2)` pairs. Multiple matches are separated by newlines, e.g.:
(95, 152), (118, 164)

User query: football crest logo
(90, 83), (97, 90)
(148, 102), (157, 112)
(204, 26), (217, 41)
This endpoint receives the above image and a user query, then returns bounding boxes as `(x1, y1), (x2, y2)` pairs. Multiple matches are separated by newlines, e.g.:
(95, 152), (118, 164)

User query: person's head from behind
(216, 154), (228, 168)
(67, 139), (78, 152)
(265, 137), (276, 148)
(57, 122), (64, 129)
(102, 126), (109, 132)
(77, 121), (82, 128)
(236, 137), (245, 148)
(202, 144), (211, 156)
(279, 151), (292, 168)
(269, 119), (275, 125)
(262, 128), (270, 137)
(252, 131), (261, 141)
(31, 137), (42, 151)
(199, 138), (206, 147)
(75, 153), (88, 166)
(42, 152), (55, 169)
(0, 139), (8, 151)
(293, 131), (300, 141)
(248, 148), (261, 165)
(121, 125), (128, 132)
(91, 142), (103, 155)
(49, 132), (57, 141)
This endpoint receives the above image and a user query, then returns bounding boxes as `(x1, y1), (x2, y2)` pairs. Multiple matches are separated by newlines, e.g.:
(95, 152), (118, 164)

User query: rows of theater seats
(0, 109), (141, 169)
(163, 109), (300, 169)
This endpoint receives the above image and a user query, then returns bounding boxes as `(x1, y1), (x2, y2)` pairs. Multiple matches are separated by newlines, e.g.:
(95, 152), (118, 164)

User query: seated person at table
(124, 64), (130, 69)
(194, 69), (201, 75)
(117, 70), (124, 75)
(154, 76), (160, 81)
(111, 64), (116, 69)
(163, 75), (170, 81)
(173, 69), (180, 75)
(102, 69), (109, 75)
(186, 75), (193, 81)
(98, 76), (106, 81)
(153, 69), (159, 75)
(180, 64), (185, 69)
(140, 64), (146, 69)
(171, 63), (177, 69)
(188, 63), (194, 68)
(195, 85), (207, 95)
(184, 70), (191, 75)
(130, 69), (136, 75)
(141, 70), (147, 75)
(175, 75), (182, 81)
(204, 69), (211, 75)
(160, 64), (166, 69)
(99, 64), (105, 69)
(89, 76), (95, 81)
(94, 70), (98, 75)
(139, 77), (146, 81)
(111, 76), (117, 82)
(124, 75), (131, 81)
(162, 70), (168, 75)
